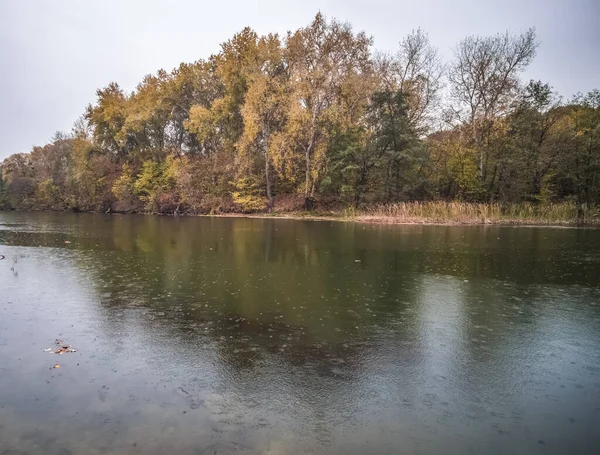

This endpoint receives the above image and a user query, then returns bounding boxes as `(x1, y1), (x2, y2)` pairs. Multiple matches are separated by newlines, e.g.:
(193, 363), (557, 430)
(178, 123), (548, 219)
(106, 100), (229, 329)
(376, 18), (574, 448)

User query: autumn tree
(238, 33), (290, 209)
(185, 29), (260, 193)
(168, 60), (223, 155)
(1, 153), (37, 208)
(285, 13), (373, 209)
(2, 14), (598, 215)
(86, 83), (132, 158)
(124, 70), (174, 161)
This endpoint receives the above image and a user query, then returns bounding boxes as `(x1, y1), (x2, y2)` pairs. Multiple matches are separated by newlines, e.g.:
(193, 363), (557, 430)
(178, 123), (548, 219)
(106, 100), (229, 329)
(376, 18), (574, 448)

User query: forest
(1, 13), (599, 219)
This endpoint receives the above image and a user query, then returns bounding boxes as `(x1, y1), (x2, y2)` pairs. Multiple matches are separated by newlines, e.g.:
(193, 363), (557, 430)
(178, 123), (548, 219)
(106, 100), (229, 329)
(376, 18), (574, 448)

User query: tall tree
(186, 28), (260, 191)
(168, 60), (223, 155)
(285, 12), (373, 209)
(500, 81), (566, 201)
(378, 29), (444, 133)
(565, 90), (600, 206)
(449, 28), (538, 195)
(238, 34), (290, 209)
(125, 70), (174, 160)
(86, 83), (132, 158)
(328, 89), (419, 204)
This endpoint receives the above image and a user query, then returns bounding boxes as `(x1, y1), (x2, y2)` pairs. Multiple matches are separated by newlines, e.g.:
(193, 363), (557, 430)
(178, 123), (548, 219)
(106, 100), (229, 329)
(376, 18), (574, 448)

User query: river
(1, 212), (599, 454)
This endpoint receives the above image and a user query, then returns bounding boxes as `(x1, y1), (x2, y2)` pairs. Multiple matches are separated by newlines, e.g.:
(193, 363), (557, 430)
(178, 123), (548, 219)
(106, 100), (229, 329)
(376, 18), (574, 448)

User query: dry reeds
(354, 202), (599, 225)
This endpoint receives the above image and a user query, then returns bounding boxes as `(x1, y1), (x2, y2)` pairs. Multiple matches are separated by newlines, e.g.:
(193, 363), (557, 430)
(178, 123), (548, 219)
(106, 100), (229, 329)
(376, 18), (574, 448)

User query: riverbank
(2, 201), (599, 226)
(200, 202), (600, 227)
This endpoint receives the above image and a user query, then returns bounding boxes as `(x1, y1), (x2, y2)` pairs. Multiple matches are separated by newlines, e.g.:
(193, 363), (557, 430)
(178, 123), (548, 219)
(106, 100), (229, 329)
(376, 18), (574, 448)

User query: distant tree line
(1, 13), (598, 214)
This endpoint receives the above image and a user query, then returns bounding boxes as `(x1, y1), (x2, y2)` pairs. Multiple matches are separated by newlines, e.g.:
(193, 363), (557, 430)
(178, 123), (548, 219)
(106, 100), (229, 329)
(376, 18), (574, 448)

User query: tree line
(1, 13), (598, 214)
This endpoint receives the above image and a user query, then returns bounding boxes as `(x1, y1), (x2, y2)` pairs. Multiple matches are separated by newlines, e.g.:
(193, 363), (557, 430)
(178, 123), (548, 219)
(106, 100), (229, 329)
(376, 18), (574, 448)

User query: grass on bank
(348, 201), (600, 225)
(3, 198), (597, 226)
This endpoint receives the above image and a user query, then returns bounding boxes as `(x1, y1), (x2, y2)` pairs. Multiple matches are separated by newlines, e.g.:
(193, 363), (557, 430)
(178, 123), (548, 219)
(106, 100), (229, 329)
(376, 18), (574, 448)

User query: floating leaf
(51, 340), (76, 354)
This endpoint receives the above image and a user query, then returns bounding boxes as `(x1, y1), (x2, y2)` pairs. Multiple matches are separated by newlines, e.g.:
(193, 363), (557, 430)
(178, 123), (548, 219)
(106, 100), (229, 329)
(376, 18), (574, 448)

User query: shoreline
(3, 208), (596, 228)
(194, 212), (593, 228)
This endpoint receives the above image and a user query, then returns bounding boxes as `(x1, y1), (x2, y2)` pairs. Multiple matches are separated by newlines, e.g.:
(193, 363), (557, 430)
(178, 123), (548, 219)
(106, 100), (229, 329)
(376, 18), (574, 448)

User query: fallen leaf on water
(46, 340), (78, 355)
(51, 340), (77, 354)
(64, 241), (71, 244)
(53, 364), (61, 369)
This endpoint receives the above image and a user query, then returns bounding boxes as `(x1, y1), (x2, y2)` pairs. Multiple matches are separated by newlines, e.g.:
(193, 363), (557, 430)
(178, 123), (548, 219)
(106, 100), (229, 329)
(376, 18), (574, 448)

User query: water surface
(1, 212), (599, 454)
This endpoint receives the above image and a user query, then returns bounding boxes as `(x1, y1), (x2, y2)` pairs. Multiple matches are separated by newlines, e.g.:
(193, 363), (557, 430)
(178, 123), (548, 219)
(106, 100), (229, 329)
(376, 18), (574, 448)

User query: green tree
(449, 28), (538, 197)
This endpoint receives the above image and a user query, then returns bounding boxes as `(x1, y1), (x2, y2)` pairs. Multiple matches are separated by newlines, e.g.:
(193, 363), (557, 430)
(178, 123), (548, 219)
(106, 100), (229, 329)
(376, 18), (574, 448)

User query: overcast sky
(1, 0), (598, 159)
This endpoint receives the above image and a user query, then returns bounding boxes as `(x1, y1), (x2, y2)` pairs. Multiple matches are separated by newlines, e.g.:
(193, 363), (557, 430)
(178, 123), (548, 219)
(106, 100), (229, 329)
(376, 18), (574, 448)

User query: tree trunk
(471, 120), (484, 182)
(354, 165), (369, 208)
(304, 142), (315, 210)
(265, 152), (274, 211)
(304, 112), (317, 210)
(304, 197), (314, 211)
(211, 152), (218, 187)
(386, 159), (394, 201)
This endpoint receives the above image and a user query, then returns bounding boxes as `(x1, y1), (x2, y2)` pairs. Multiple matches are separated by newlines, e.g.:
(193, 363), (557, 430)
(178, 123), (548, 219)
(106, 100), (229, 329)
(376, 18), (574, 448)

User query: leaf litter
(45, 339), (77, 355)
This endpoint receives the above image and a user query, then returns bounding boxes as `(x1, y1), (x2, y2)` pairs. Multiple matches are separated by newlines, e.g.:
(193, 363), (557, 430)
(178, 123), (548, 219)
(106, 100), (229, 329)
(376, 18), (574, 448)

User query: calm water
(1, 212), (599, 455)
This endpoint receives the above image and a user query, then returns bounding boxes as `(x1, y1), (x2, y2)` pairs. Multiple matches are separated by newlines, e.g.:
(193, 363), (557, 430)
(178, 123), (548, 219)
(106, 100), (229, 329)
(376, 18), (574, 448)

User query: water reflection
(0, 212), (599, 454)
